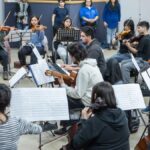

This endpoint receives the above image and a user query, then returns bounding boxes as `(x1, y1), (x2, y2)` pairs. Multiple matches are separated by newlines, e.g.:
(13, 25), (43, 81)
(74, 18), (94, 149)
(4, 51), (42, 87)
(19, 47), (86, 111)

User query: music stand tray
(56, 28), (80, 63)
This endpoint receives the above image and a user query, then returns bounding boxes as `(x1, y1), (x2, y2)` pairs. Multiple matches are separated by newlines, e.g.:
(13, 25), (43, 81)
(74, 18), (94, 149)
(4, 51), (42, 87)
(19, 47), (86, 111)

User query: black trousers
(60, 96), (85, 127)
(0, 50), (8, 71)
(18, 45), (45, 66)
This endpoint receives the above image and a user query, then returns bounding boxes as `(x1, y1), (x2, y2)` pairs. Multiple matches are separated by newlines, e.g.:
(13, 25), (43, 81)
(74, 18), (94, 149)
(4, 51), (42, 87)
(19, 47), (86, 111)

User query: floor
(0, 48), (149, 150)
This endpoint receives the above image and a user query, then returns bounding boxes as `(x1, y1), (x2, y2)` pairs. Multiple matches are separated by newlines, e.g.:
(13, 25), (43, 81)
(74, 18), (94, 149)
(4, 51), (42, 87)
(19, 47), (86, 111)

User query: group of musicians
(0, 0), (150, 149)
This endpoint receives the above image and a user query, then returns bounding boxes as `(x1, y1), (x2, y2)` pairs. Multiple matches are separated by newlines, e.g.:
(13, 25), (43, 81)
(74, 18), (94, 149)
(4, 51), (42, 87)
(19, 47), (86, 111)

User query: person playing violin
(121, 21), (150, 84)
(54, 42), (103, 135)
(109, 19), (135, 62)
(18, 16), (45, 66)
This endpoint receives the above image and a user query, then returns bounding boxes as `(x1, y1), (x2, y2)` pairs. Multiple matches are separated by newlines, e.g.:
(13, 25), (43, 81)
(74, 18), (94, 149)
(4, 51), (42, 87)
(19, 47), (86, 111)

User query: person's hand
(124, 41), (131, 48)
(57, 76), (64, 85)
(81, 107), (93, 120)
(104, 21), (108, 27)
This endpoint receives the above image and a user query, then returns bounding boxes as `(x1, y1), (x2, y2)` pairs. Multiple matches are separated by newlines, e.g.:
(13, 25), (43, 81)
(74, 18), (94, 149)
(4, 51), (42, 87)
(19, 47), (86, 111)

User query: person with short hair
(71, 82), (130, 150)
(121, 21), (150, 84)
(52, 0), (69, 36)
(0, 84), (42, 150)
(80, 26), (106, 76)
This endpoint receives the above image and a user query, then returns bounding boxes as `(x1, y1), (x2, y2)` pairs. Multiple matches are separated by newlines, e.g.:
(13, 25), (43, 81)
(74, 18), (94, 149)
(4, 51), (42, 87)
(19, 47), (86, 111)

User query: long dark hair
(61, 17), (72, 29)
(82, 0), (93, 7)
(0, 84), (11, 113)
(29, 16), (40, 29)
(91, 82), (117, 112)
(108, 0), (120, 11)
(124, 19), (135, 35)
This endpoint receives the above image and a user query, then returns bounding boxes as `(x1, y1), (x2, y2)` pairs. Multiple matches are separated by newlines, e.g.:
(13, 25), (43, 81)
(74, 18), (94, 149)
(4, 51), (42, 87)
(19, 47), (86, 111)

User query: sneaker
(41, 122), (58, 132)
(141, 106), (150, 114)
(3, 71), (9, 80)
(54, 127), (67, 135)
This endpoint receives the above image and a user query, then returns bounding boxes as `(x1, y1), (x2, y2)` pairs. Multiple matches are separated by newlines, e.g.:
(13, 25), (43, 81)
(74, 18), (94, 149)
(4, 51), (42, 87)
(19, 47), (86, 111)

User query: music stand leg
(39, 133), (42, 150)
(137, 109), (146, 126)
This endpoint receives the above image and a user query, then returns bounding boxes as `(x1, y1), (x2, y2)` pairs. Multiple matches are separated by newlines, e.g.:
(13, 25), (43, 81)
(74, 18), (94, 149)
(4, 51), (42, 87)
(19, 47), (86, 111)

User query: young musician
(110, 19), (135, 62)
(54, 42), (103, 134)
(70, 82), (130, 150)
(52, 0), (69, 36)
(0, 84), (42, 149)
(121, 21), (150, 83)
(18, 16), (45, 66)
(53, 17), (74, 64)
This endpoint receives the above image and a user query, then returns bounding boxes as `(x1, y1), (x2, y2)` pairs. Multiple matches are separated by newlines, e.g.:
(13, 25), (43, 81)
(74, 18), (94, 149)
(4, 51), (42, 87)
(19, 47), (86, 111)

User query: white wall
(119, 0), (150, 32)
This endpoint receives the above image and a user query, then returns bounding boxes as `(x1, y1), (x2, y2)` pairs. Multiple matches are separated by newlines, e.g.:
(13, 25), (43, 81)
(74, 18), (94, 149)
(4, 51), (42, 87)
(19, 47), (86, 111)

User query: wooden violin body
(116, 30), (131, 40)
(31, 25), (47, 31)
(45, 70), (77, 86)
(0, 26), (16, 32)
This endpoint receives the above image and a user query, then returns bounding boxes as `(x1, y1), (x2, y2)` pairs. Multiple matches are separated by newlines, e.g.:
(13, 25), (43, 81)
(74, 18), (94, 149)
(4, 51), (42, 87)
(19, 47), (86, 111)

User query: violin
(45, 70), (77, 86)
(128, 34), (144, 43)
(0, 26), (16, 32)
(116, 29), (131, 40)
(31, 25), (47, 31)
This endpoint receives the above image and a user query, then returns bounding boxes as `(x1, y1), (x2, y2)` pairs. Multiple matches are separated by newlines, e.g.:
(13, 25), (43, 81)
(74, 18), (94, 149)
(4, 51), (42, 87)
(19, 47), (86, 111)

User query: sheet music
(32, 47), (43, 61)
(141, 71), (150, 90)
(130, 53), (140, 72)
(10, 88), (69, 121)
(29, 59), (54, 86)
(113, 84), (145, 110)
(9, 67), (27, 88)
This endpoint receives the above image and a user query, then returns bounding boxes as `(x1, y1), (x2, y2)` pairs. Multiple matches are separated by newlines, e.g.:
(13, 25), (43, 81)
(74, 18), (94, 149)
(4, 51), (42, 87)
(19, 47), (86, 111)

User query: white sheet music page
(113, 84), (145, 110)
(141, 71), (150, 90)
(9, 67), (27, 88)
(10, 88), (69, 121)
(32, 47), (43, 61)
(130, 53), (140, 72)
(30, 59), (54, 86)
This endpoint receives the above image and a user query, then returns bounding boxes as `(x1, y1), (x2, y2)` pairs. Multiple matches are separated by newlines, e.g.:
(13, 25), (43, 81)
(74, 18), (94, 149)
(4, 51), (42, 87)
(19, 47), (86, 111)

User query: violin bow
(0, 11), (11, 27)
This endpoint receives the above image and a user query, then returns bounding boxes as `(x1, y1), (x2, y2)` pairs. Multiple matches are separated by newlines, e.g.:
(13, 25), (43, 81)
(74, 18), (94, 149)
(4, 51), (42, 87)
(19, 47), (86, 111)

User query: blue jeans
(107, 28), (117, 44)
(121, 57), (149, 83)
(111, 52), (131, 63)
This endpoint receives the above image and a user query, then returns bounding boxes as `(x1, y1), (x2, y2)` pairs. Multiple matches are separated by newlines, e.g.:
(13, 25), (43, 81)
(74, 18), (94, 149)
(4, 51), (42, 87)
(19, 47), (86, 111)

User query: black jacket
(72, 108), (130, 150)
(86, 39), (106, 76)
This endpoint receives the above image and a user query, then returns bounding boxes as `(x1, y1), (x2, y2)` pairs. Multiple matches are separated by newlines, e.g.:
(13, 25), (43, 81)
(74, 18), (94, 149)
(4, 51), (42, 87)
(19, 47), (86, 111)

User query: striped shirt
(0, 117), (42, 150)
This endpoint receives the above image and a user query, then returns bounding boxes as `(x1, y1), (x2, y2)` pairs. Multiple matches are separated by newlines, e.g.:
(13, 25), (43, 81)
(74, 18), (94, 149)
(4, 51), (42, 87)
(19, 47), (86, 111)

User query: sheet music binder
(56, 28), (80, 42)
(29, 60), (54, 86)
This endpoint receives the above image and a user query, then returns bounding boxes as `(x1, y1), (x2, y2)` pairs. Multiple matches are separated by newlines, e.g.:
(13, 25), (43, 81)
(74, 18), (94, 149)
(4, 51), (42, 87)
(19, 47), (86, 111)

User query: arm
(125, 41), (138, 54)
(61, 70), (89, 99)
(18, 119), (42, 135)
(52, 14), (56, 27)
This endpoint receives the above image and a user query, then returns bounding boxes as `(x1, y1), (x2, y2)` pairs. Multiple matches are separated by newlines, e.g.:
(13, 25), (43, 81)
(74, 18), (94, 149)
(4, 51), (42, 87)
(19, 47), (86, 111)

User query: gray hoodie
(62, 58), (103, 105)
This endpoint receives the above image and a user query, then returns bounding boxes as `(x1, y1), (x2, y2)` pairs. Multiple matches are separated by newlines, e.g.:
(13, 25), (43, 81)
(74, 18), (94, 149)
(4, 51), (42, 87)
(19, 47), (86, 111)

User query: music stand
(56, 28), (80, 63)
(9, 29), (32, 47)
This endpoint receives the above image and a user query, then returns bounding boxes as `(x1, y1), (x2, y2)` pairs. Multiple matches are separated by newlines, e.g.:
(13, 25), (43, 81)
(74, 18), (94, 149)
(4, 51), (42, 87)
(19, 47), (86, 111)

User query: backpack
(125, 110), (140, 133)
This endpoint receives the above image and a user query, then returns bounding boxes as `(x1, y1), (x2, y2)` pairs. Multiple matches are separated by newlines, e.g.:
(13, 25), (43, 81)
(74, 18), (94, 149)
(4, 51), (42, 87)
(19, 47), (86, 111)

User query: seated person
(0, 84), (42, 149)
(0, 44), (9, 80)
(53, 17), (78, 64)
(54, 42), (103, 134)
(18, 16), (45, 66)
(121, 21), (150, 84)
(70, 81), (130, 150)
(110, 19), (135, 62)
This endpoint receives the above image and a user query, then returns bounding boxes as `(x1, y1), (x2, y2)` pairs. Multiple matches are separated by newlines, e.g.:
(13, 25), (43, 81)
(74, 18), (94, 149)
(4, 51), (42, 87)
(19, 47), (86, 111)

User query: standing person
(18, 16), (45, 66)
(52, 0), (69, 36)
(70, 81), (130, 150)
(54, 42), (103, 135)
(121, 21), (150, 84)
(102, 0), (121, 49)
(15, 0), (30, 30)
(110, 19), (135, 62)
(79, 0), (99, 30)
(0, 84), (42, 150)
(80, 26), (106, 76)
